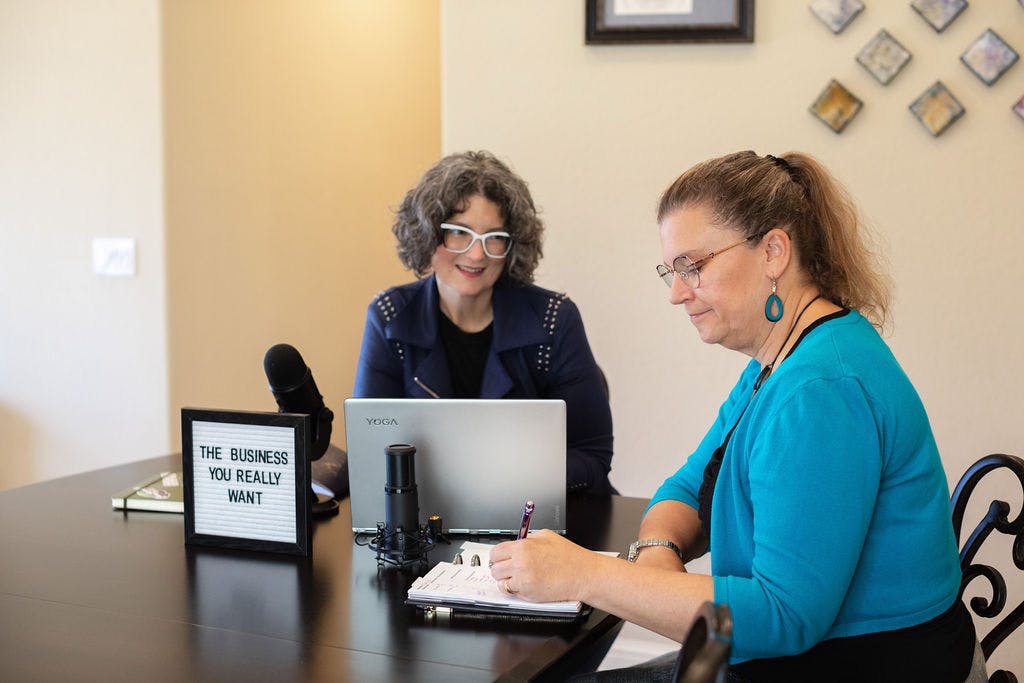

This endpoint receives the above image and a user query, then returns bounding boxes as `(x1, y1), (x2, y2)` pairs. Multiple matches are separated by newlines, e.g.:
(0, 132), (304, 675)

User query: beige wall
(0, 1), (167, 488)
(163, 1), (440, 447)
(442, 2), (1023, 670)
(442, 1), (1023, 491)
(1, 1), (440, 490)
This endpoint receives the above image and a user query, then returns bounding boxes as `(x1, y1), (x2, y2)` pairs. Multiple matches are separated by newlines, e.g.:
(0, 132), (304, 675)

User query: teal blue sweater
(651, 311), (961, 663)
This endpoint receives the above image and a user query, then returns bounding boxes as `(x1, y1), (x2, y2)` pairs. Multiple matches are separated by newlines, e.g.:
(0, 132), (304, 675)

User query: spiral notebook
(406, 542), (584, 619)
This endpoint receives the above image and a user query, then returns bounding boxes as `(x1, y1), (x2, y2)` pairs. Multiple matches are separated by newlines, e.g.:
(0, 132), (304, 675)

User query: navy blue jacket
(353, 275), (614, 493)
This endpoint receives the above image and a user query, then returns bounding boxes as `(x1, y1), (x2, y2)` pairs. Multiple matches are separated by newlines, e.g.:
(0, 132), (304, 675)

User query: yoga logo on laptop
(366, 417), (399, 426)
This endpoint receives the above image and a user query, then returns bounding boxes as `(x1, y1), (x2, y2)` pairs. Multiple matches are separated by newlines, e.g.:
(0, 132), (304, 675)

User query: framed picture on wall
(809, 79), (863, 133)
(857, 30), (912, 86)
(585, 0), (754, 44)
(910, 0), (968, 33)
(909, 81), (965, 137)
(960, 29), (1019, 86)
(809, 0), (864, 35)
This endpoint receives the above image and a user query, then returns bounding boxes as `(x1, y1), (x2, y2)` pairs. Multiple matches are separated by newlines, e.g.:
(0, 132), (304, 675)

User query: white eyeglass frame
(439, 223), (512, 259)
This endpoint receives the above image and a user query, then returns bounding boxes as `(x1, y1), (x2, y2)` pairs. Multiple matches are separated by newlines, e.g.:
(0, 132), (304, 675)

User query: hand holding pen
(492, 500), (534, 595)
(489, 521), (592, 603)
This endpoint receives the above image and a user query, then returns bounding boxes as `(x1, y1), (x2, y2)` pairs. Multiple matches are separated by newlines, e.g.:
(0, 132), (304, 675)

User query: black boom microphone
(263, 343), (339, 516)
(264, 343), (334, 460)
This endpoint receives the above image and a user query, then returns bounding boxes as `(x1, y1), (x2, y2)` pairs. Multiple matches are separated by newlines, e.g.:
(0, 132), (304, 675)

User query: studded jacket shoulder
(353, 275), (615, 493)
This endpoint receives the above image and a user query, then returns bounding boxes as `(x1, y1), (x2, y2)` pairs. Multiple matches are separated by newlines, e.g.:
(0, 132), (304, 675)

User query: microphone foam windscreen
(263, 343), (308, 391)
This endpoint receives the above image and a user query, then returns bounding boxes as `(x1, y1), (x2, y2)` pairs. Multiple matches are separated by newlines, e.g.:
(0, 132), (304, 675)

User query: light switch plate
(92, 237), (136, 277)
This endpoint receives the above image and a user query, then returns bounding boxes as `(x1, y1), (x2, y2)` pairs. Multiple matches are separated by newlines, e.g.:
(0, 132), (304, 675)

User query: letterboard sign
(182, 408), (312, 557)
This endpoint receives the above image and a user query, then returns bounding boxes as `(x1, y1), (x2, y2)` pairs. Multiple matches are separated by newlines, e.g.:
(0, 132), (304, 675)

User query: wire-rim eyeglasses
(655, 233), (764, 289)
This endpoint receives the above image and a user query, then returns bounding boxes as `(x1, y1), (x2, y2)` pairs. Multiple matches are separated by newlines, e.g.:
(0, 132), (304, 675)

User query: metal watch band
(627, 538), (684, 563)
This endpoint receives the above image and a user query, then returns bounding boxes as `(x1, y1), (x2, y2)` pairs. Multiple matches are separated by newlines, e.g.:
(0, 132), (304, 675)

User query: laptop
(344, 398), (567, 536)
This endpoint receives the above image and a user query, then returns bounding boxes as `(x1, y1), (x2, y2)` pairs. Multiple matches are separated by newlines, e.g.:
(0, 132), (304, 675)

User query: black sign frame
(182, 408), (312, 557)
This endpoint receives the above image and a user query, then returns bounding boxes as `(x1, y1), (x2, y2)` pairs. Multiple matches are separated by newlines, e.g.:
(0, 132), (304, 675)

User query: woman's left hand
(487, 530), (592, 602)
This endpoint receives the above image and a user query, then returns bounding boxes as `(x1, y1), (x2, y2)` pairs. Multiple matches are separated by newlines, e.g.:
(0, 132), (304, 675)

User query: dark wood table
(0, 455), (650, 682)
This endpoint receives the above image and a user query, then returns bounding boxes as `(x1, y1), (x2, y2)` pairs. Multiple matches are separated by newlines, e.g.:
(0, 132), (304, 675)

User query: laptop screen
(344, 398), (567, 536)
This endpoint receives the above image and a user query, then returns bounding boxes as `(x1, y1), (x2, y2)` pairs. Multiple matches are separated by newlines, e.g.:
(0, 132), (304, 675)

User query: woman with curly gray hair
(354, 151), (615, 494)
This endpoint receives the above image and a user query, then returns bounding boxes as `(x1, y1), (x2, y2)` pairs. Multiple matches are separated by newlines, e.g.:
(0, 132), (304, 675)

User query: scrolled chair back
(672, 601), (732, 683)
(951, 453), (1024, 683)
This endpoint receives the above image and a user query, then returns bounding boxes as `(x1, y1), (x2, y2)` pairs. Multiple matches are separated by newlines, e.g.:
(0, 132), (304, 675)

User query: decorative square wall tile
(911, 0), (968, 33)
(1014, 95), (1024, 122)
(809, 0), (864, 34)
(909, 81), (965, 136)
(961, 29), (1019, 86)
(857, 30), (912, 85)
(810, 79), (863, 133)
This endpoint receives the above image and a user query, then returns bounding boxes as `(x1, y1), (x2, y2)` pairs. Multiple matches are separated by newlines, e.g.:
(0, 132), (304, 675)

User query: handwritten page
(408, 561), (582, 614)
(458, 540), (500, 555)
(456, 540), (620, 560)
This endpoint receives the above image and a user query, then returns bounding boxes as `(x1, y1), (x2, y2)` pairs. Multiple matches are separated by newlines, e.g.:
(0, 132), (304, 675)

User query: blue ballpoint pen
(517, 500), (535, 540)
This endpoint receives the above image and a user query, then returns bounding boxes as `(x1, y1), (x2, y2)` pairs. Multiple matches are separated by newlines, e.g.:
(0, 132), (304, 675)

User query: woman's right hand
(488, 530), (593, 603)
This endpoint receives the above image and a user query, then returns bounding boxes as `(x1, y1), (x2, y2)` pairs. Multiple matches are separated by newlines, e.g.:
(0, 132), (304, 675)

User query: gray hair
(392, 150), (543, 285)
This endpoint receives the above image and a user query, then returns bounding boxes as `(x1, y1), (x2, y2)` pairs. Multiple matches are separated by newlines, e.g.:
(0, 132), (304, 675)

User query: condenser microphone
(384, 444), (420, 556)
(263, 343), (333, 461)
(365, 443), (434, 568)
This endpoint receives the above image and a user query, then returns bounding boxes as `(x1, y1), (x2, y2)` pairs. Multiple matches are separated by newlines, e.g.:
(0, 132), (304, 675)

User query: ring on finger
(502, 579), (517, 595)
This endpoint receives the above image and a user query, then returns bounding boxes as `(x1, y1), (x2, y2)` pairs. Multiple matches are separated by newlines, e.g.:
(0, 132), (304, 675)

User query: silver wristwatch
(627, 538), (685, 563)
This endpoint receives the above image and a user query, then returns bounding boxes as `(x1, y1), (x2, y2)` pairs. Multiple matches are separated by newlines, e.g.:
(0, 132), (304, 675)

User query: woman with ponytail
(487, 151), (978, 681)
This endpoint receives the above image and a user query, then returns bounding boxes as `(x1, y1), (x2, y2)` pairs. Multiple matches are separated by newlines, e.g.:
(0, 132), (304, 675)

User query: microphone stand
(310, 415), (341, 518)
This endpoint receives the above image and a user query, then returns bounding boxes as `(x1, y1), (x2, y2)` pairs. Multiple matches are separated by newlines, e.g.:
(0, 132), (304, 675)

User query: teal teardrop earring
(765, 280), (783, 322)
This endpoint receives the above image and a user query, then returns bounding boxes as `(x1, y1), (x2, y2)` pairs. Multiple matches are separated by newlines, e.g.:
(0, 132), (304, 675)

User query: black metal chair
(671, 601), (732, 683)
(951, 453), (1024, 683)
